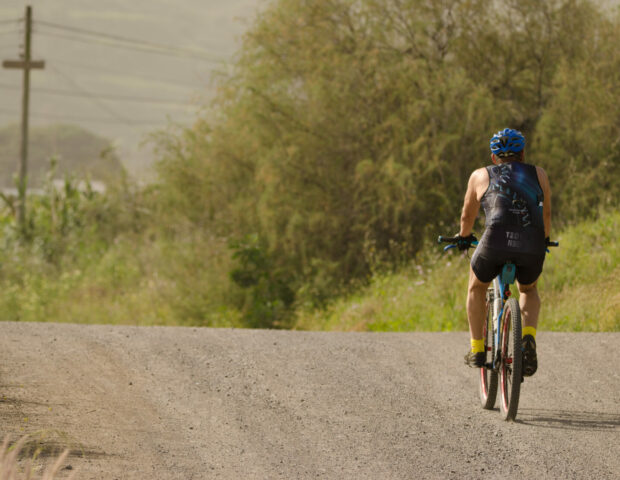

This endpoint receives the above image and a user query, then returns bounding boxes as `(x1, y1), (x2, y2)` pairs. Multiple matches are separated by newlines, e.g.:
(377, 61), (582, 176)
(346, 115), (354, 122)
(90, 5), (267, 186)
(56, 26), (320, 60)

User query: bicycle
(437, 235), (558, 421)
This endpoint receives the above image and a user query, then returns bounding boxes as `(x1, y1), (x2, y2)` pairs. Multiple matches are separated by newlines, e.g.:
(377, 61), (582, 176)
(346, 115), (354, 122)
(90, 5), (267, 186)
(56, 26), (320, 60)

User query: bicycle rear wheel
(499, 297), (522, 421)
(479, 288), (498, 409)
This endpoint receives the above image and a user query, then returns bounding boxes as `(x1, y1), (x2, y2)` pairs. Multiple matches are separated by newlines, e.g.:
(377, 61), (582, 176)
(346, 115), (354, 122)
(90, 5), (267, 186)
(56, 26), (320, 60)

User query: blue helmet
(489, 128), (525, 157)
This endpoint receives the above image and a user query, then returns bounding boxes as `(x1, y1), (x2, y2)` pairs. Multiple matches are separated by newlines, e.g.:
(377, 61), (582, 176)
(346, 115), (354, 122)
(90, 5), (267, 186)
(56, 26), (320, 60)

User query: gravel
(1, 323), (618, 479)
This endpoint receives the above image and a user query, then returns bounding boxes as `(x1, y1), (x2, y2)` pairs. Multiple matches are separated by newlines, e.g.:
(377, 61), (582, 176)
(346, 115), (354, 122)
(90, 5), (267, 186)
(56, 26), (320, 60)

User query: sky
(1, 0), (617, 180)
(0, 0), (264, 179)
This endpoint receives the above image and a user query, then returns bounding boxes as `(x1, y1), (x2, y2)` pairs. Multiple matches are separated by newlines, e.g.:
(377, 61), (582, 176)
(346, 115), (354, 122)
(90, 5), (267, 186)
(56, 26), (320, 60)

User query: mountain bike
(437, 235), (558, 421)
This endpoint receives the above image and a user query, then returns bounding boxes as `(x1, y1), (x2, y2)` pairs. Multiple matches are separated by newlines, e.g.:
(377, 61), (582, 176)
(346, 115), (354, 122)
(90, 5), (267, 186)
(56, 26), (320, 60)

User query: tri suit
(471, 161), (546, 285)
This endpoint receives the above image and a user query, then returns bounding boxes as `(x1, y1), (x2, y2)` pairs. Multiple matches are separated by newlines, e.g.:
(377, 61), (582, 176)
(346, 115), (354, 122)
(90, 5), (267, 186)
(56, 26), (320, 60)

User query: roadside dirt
(1, 322), (618, 479)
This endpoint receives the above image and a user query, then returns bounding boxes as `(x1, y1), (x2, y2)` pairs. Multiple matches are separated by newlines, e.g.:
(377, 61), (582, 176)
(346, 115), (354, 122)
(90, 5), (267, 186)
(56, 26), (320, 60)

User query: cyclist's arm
(459, 168), (486, 236)
(536, 166), (552, 238)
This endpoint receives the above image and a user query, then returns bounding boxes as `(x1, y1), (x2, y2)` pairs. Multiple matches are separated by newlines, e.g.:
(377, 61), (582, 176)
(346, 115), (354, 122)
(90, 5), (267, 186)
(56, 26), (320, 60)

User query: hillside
(0, 123), (125, 187)
(294, 212), (620, 332)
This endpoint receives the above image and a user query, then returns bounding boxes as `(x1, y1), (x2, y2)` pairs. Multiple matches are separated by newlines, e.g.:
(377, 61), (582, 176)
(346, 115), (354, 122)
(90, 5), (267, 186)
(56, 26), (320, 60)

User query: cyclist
(456, 128), (551, 377)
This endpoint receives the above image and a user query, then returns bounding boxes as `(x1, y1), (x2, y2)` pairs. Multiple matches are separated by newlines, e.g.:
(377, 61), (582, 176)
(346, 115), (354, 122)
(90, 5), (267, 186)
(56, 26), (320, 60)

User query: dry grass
(0, 436), (75, 480)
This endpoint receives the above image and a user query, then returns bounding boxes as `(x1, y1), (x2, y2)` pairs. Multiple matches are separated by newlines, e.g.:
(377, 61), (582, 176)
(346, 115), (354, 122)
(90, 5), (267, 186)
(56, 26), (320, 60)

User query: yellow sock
(471, 338), (485, 353)
(523, 326), (537, 339)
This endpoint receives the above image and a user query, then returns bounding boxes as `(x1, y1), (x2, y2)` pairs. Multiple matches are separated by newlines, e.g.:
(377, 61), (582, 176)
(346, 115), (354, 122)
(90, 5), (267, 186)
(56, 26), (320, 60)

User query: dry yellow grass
(0, 436), (75, 480)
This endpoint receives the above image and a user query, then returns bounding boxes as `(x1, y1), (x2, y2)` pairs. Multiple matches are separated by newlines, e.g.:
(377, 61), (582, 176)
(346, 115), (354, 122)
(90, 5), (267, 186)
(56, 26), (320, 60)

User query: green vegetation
(294, 212), (620, 332)
(0, 168), (242, 327)
(153, 0), (620, 326)
(0, 0), (618, 330)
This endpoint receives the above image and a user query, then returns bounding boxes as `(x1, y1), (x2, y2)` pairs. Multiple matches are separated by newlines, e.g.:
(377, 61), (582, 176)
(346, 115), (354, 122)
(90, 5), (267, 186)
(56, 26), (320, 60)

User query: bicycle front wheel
(499, 297), (522, 421)
(479, 287), (498, 409)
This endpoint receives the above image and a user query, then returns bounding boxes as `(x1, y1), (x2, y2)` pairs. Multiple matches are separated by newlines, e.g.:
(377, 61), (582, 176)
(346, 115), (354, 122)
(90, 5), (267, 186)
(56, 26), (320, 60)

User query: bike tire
(499, 297), (522, 421)
(479, 288), (498, 409)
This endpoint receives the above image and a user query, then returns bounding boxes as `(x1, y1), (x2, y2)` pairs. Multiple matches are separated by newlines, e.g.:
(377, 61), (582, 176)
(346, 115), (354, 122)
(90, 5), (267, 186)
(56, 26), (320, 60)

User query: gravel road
(1, 322), (618, 479)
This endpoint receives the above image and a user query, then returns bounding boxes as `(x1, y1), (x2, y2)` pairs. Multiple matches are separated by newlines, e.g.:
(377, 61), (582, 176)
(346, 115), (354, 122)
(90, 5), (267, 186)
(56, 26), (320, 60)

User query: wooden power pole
(2, 5), (45, 230)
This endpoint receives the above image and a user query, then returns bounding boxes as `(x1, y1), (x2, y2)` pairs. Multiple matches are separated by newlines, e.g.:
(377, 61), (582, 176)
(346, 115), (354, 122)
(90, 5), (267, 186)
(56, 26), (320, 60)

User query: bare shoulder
(469, 167), (488, 185)
(468, 167), (489, 200)
(535, 165), (548, 178)
(535, 165), (550, 188)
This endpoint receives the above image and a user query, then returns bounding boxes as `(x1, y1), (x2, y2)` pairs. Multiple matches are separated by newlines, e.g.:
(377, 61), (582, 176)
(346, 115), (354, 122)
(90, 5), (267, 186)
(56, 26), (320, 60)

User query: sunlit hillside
(294, 212), (620, 332)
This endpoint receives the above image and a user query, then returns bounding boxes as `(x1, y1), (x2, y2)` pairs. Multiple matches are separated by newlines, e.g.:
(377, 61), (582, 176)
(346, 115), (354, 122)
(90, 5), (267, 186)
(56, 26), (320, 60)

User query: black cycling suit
(471, 161), (546, 285)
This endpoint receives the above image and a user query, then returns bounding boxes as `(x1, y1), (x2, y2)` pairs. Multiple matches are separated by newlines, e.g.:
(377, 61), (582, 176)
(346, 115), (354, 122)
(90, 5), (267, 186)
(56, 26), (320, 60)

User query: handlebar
(437, 235), (459, 243)
(545, 238), (559, 252)
(438, 235), (559, 252)
(437, 235), (478, 252)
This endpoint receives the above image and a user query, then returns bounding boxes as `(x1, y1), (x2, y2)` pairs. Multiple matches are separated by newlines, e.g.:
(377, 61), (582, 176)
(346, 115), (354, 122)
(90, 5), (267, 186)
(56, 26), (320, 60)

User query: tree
(155, 0), (618, 317)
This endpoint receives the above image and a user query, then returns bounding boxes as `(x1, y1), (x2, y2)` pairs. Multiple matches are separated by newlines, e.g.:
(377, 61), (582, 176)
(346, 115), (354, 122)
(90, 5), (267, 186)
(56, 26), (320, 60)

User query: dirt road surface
(1, 322), (618, 479)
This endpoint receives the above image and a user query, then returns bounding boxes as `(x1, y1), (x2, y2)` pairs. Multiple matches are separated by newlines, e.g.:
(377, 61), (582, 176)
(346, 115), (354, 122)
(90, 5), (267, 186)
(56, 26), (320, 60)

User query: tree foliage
(155, 0), (619, 324)
(532, 10), (620, 221)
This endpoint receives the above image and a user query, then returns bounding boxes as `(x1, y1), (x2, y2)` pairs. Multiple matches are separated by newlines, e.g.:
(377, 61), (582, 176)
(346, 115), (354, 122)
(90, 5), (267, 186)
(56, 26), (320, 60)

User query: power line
(49, 65), (134, 125)
(0, 106), (173, 126)
(40, 87), (193, 107)
(36, 30), (221, 63)
(34, 22), (223, 63)
(36, 20), (222, 60)
(0, 81), (194, 107)
(0, 19), (21, 26)
(47, 57), (206, 90)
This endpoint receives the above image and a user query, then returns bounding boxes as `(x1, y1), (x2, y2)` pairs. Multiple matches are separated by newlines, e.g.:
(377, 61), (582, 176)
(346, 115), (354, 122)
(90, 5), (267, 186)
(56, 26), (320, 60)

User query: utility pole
(2, 5), (45, 231)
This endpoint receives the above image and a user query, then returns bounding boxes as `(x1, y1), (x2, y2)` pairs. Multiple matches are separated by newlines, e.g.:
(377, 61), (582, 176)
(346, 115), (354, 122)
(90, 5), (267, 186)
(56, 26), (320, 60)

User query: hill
(0, 123), (125, 187)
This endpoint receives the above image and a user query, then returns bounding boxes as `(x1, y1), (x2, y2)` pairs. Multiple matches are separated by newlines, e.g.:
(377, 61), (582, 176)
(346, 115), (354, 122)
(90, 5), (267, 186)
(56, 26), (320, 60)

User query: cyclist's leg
(464, 267), (491, 367)
(467, 267), (491, 341)
(469, 244), (500, 343)
(467, 243), (501, 366)
(517, 280), (539, 376)
(515, 252), (545, 330)
(517, 280), (540, 329)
